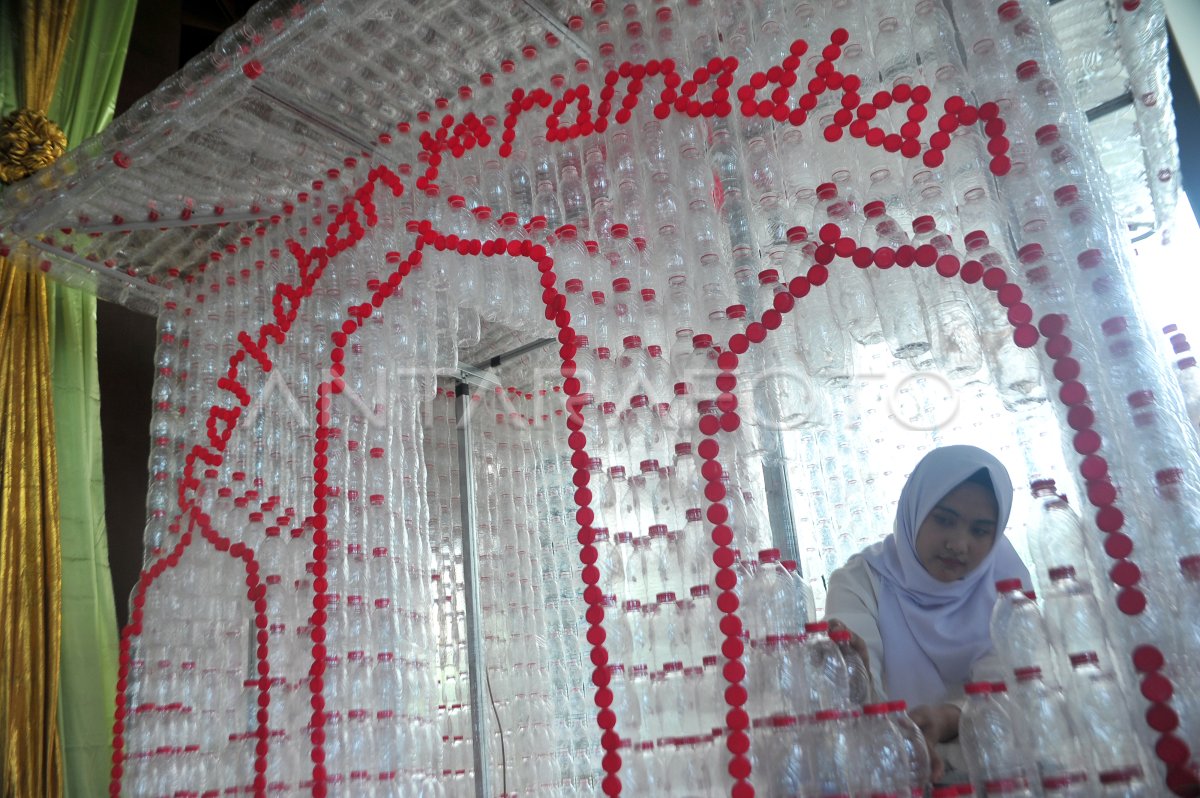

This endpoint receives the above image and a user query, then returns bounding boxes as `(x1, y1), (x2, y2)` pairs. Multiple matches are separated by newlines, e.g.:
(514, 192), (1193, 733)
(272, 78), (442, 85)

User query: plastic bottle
(831, 629), (872, 705)
(625, 537), (652, 605)
(1126, 389), (1200, 480)
(813, 184), (884, 346)
(1014, 59), (1066, 132)
(804, 621), (850, 710)
(990, 579), (1061, 681)
(1067, 652), (1148, 790)
(857, 204), (930, 360)
(786, 228), (853, 384)
(687, 584), (717, 664)
(623, 396), (666, 471)
(752, 714), (805, 798)
(1173, 355), (1200, 434)
(1025, 480), (1094, 585)
(606, 463), (635, 541)
(1042, 567), (1114, 670)
(780, 559), (816, 626)
(1177, 554), (1200, 661)
(861, 702), (913, 798)
(743, 548), (806, 641)
(889, 700), (933, 794)
(809, 709), (861, 797)
(1152, 467), (1200, 562)
(747, 635), (783, 720)
(1010, 666), (1090, 796)
(910, 215), (984, 381)
(959, 682), (1035, 797)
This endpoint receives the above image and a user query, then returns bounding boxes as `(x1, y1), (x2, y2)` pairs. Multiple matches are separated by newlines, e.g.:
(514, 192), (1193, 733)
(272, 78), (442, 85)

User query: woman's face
(914, 480), (999, 582)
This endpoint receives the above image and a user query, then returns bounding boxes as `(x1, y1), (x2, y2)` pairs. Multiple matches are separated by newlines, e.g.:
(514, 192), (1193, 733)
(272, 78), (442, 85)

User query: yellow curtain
(1, 1), (79, 796)
(18, 1), (76, 113)
(0, 257), (62, 798)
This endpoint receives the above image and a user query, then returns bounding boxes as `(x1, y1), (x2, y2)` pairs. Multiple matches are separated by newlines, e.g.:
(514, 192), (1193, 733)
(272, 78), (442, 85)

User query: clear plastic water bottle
(1173, 355), (1200, 435)
(624, 396), (666, 471)
(959, 681), (1036, 797)
(1043, 567), (1114, 670)
(687, 584), (718, 666)
(858, 207), (931, 360)
(788, 230), (853, 385)
(813, 185), (883, 346)
(752, 714), (806, 798)
(743, 548), (806, 641)
(1150, 467), (1200, 562)
(889, 700), (933, 795)
(810, 709), (861, 797)
(861, 702), (913, 797)
(804, 621), (850, 710)
(1025, 480), (1095, 585)
(991, 579), (1061, 682)
(625, 536), (652, 605)
(831, 629), (872, 705)
(911, 215), (985, 380)
(1125, 389), (1200, 483)
(1067, 652), (1149, 791)
(1010, 666), (1090, 796)
(606, 664), (641, 741)
(781, 559), (816, 626)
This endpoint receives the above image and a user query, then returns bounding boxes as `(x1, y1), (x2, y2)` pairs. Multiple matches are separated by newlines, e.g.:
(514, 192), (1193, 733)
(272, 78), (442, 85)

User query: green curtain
(48, 2), (138, 791)
(2, 1), (137, 795)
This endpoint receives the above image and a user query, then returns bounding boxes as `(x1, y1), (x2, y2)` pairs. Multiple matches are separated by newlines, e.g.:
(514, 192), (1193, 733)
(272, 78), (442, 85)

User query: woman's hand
(907, 703), (961, 783)
(825, 618), (870, 670)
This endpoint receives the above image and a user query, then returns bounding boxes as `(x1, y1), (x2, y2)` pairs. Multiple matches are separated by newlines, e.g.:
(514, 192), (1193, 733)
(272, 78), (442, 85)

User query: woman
(824, 445), (1031, 780)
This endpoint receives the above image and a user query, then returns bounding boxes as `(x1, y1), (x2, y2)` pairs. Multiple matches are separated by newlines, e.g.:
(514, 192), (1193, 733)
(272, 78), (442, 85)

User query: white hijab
(860, 445), (1031, 707)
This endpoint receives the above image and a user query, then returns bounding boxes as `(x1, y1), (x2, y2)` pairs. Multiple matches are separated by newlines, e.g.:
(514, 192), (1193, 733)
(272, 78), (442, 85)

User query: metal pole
(761, 443), (800, 563)
(467, 336), (556, 372)
(456, 384), (492, 798)
(450, 335), (552, 797)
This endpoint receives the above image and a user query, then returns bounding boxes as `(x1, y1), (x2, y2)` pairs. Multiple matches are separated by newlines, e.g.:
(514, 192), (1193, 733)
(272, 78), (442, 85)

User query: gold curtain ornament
(18, 0), (78, 113)
(1, 0), (81, 796)
(0, 252), (63, 798)
(0, 109), (67, 184)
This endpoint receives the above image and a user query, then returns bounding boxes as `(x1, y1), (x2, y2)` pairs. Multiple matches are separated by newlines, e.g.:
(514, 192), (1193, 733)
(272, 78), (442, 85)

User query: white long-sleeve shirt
(824, 553), (1004, 777)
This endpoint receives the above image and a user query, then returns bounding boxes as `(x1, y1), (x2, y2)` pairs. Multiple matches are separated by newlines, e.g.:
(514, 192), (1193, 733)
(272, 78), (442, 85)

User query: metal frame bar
(474, 337), (557, 372)
(518, 0), (590, 57)
(762, 449), (799, 564)
(73, 211), (268, 235)
(455, 384), (492, 798)
(1086, 91), (1135, 122)
(21, 237), (167, 311)
(250, 82), (378, 156)
(453, 335), (553, 797)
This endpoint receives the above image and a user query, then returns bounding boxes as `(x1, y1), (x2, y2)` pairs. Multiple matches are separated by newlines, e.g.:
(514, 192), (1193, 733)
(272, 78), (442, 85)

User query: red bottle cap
(1035, 124), (1060, 145)
(1014, 666), (1042, 681)
(912, 215), (935, 233)
(1016, 60), (1041, 80)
